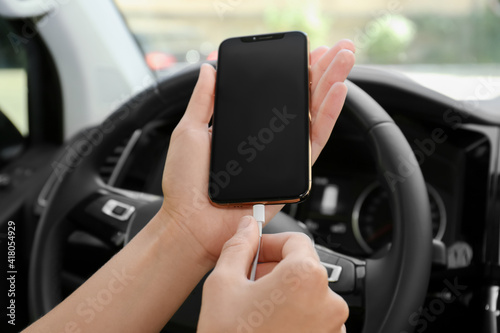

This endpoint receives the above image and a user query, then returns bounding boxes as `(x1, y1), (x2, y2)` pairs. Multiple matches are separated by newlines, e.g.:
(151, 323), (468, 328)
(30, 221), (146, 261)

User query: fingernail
(198, 63), (209, 77)
(238, 215), (254, 231)
(200, 63), (212, 73)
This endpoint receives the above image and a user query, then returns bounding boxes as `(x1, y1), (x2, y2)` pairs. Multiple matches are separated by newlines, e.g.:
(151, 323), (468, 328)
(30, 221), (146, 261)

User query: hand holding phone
(160, 40), (354, 263)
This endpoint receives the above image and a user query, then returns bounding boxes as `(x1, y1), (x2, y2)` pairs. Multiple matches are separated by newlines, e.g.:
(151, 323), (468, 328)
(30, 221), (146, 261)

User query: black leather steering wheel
(29, 64), (432, 333)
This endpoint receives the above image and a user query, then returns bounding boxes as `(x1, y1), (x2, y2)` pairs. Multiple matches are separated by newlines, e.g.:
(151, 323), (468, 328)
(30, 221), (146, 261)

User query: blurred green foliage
(263, 0), (329, 49)
(359, 8), (500, 64)
(359, 14), (416, 64)
(469, 8), (500, 62)
(406, 9), (500, 63)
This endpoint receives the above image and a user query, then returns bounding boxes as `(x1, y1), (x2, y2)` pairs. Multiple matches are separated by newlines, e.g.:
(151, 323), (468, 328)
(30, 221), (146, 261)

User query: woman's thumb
(214, 216), (259, 278)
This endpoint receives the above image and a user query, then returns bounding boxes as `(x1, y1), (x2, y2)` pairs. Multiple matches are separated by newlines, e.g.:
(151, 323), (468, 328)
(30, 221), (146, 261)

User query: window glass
(0, 19), (28, 136)
(115, 0), (500, 100)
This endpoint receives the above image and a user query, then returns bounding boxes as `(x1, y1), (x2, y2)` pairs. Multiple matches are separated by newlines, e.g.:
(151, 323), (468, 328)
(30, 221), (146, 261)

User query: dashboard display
(352, 183), (446, 254)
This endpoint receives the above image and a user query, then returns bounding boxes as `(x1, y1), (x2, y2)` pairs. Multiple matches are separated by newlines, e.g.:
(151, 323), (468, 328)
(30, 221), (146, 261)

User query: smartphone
(209, 31), (311, 205)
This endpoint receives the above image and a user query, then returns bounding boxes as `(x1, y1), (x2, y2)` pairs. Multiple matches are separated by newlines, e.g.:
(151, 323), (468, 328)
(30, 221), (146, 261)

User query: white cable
(250, 204), (265, 281)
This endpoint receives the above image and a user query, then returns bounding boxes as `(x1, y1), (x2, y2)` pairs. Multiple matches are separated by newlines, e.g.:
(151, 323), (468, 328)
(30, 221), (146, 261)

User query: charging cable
(250, 204), (265, 281)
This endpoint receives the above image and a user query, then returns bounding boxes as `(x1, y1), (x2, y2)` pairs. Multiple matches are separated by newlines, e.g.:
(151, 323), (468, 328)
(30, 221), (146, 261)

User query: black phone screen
(209, 31), (310, 204)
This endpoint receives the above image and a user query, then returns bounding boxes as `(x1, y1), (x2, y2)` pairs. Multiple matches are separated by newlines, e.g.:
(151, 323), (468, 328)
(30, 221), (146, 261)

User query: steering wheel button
(332, 258), (356, 293)
(112, 206), (127, 216)
(321, 262), (343, 283)
(102, 199), (135, 221)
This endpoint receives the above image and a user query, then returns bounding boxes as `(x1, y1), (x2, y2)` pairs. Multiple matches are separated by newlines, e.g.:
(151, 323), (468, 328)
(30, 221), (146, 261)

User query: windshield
(115, 0), (500, 100)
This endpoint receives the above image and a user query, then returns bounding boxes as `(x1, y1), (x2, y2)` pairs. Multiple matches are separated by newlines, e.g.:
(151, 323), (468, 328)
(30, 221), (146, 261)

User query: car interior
(1, 0), (499, 332)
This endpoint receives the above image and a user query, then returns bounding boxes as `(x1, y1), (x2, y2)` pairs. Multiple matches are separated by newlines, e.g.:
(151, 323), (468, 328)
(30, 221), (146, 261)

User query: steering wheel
(29, 64), (432, 333)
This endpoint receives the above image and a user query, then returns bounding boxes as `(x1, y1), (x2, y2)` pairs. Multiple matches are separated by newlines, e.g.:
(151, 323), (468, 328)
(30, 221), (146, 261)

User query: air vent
(98, 141), (127, 184)
(36, 130), (142, 215)
(99, 129), (143, 186)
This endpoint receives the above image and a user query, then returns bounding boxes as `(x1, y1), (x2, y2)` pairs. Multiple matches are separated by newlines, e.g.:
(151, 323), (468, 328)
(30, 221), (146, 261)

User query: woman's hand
(160, 41), (355, 266)
(198, 216), (349, 332)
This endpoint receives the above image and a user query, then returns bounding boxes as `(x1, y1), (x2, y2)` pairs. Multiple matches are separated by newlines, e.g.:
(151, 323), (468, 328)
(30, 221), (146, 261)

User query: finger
(258, 232), (317, 263)
(311, 39), (355, 93)
(183, 63), (216, 126)
(254, 262), (279, 280)
(311, 82), (348, 163)
(280, 233), (319, 261)
(214, 215), (258, 279)
(311, 49), (355, 122)
(258, 233), (295, 262)
(310, 46), (329, 67)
